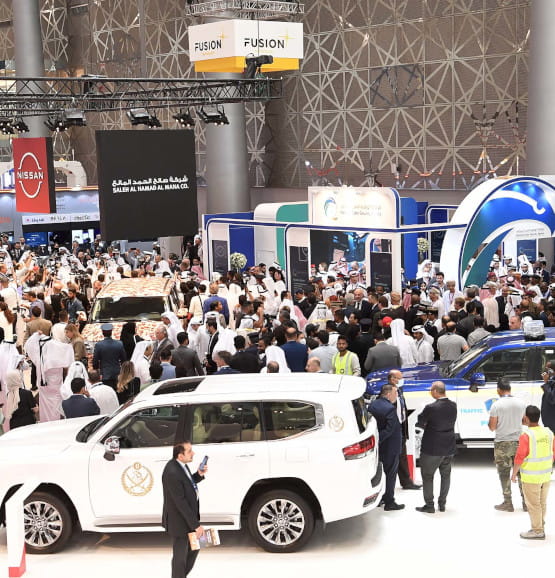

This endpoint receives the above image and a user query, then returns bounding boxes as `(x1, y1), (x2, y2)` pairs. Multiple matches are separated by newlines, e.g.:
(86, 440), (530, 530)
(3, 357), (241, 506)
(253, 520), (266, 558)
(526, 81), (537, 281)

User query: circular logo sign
(329, 415), (344, 432)
(17, 152), (46, 199)
(323, 197), (338, 220)
(121, 462), (154, 497)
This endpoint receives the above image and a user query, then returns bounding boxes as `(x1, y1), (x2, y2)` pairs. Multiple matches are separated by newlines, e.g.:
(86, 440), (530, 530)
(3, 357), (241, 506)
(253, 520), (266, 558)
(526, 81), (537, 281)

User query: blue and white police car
(366, 326), (553, 447)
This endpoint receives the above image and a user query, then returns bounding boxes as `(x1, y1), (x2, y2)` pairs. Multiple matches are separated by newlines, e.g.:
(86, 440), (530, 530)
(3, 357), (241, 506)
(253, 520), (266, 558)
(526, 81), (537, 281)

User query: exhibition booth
(203, 176), (555, 290)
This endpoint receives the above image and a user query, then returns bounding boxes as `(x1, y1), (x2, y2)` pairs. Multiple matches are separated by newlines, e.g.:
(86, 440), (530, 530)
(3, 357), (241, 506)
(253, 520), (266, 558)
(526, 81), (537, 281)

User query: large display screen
(96, 130), (198, 241)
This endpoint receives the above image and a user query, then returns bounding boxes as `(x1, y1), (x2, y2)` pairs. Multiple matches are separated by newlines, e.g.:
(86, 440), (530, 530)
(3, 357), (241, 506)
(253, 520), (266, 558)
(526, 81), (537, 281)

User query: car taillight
(342, 435), (376, 460)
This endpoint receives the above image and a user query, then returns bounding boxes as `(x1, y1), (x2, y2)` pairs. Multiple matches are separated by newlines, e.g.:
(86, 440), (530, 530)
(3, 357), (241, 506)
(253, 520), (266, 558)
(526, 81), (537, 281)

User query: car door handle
(236, 453), (255, 458)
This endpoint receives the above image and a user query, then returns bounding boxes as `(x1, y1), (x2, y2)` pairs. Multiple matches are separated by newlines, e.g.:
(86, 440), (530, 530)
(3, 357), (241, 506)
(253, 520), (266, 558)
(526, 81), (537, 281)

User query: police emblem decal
(329, 416), (344, 432)
(121, 462), (154, 496)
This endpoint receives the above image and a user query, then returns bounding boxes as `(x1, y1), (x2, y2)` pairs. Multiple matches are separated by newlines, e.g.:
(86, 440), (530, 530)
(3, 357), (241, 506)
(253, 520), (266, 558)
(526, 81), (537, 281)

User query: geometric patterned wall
(0, 0), (530, 192)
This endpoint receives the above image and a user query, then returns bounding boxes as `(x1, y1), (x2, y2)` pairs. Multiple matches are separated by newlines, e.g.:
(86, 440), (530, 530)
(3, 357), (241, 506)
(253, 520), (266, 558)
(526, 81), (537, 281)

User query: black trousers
(397, 434), (413, 487)
(103, 378), (117, 389)
(171, 535), (199, 578)
(381, 452), (400, 505)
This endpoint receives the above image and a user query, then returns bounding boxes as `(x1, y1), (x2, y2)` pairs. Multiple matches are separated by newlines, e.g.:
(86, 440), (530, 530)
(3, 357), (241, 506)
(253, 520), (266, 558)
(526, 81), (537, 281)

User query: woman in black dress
(116, 361), (141, 405)
(5, 370), (37, 430)
(120, 322), (143, 360)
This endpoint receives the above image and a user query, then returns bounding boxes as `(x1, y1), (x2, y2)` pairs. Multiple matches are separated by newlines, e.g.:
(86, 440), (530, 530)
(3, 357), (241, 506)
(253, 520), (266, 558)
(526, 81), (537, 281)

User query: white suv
(0, 374), (384, 554)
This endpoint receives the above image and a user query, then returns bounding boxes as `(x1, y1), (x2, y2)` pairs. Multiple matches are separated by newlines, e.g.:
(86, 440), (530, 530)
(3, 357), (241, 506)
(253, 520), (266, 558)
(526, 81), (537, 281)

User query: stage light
(173, 109), (195, 128)
(197, 105), (229, 126)
(12, 118), (29, 133)
(127, 107), (161, 128)
(0, 118), (15, 135)
(245, 54), (274, 79)
(63, 108), (86, 127)
(44, 114), (68, 132)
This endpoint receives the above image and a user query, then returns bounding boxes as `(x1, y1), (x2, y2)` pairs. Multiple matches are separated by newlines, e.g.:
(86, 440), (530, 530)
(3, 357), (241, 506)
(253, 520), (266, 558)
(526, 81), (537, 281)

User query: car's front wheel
(23, 491), (73, 554)
(247, 489), (315, 553)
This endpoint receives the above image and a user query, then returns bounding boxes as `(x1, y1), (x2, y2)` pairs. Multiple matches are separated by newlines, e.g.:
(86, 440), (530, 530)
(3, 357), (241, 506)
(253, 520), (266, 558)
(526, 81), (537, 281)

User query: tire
(23, 491), (73, 554)
(247, 489), (315, 553)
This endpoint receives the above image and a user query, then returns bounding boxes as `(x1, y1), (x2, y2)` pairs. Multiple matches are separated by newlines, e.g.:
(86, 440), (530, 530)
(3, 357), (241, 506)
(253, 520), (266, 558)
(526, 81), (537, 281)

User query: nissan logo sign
(16, 152), (44, 199)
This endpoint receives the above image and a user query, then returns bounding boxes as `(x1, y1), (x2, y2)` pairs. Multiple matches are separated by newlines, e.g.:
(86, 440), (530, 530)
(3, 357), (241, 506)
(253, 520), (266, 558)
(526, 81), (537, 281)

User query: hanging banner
(188, 20), (303, 73)
(13, 137), (56, 214)
(96, 130), (198, 240)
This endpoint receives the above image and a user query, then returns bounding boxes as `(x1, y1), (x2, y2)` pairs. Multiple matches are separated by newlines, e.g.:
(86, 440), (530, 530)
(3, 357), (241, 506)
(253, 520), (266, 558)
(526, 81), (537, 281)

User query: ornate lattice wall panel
(0, 0), (533, 191)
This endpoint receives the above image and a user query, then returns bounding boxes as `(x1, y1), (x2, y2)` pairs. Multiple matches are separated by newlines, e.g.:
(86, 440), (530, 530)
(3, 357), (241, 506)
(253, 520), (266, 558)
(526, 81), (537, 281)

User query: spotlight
(126, 107), (161, 128)
(197, 106), (229, 126)
(63, 108), (86, 127)
(45, 114), (68, 132)
(0, 118), (15, 135)
(173, 109), (195, 128)
(12, 118), (29, 133)
(245, 54), (274, 79)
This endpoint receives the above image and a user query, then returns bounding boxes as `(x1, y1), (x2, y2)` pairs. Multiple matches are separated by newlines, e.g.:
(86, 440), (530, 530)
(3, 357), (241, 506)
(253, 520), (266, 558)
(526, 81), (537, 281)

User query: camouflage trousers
(494, 441), (523, 504)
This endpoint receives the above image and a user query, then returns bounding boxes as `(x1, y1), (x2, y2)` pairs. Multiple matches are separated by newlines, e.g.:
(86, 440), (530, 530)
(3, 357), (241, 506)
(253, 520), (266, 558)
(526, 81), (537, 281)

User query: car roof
(480, 327), (555, 348)
(97, 277), (174, 298)
(135, 373), (365, 402)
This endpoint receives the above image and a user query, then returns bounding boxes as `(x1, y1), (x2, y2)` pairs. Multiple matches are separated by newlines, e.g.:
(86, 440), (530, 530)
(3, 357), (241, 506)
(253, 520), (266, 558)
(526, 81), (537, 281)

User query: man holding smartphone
(162, 442), (208, 578)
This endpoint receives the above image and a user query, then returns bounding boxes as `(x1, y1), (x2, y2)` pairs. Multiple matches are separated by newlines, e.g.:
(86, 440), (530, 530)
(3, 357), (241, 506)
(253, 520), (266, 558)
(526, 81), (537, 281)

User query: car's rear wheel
(247, 489), (314, 553)
(23, 492), (73, 554)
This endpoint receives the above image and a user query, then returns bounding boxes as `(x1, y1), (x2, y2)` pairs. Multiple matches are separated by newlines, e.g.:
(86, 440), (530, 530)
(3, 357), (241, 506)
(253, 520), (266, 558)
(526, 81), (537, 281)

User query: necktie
(184, 464), (199, 497)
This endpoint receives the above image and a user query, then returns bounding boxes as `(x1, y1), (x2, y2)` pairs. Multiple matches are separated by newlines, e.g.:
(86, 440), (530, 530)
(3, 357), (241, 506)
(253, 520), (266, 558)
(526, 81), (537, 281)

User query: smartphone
(199, 455), (209, 470)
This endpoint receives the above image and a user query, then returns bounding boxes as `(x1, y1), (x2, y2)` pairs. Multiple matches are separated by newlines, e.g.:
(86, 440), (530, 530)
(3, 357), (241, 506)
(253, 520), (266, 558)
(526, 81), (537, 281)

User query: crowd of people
(0, 233), (554, 540)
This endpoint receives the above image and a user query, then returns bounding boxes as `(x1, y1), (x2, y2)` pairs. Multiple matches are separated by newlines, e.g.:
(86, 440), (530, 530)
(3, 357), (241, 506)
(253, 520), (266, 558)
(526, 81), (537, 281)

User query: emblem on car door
(121, 462), (154, 496)
(329, 416), (344, 432)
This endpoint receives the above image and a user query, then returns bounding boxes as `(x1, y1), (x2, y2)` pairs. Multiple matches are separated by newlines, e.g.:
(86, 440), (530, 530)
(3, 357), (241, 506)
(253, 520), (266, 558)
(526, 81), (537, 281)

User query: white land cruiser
(0, 374), (383, 554)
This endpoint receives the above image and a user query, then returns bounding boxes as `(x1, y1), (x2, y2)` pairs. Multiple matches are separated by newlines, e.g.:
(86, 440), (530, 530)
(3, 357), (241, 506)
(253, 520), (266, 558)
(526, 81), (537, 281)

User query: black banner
(96, 130), (197, 240)
(289, 245), (309, 293)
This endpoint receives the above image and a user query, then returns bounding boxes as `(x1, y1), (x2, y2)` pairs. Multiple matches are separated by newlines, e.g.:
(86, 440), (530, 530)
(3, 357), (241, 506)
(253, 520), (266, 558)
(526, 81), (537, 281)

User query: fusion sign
(188, 20), (303, 73)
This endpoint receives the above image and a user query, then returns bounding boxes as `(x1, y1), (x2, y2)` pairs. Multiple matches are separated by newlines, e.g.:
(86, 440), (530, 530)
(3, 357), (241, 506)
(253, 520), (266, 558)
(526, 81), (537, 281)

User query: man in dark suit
(415, 381), (458, 513)
(495, 286), (511, 331)
(151, 324), (173, 363)
(171, 331), (204, 376)
(204, 319), (219, 374)
(62, 378), (100, 418)
(162, 442), (207, 578)
(92, 323), (126, 388)
(230, 335), (260, 373)
(364, 333), (401, 374)
(347, 288), (373, 319)
(280, 326), (308, 372)
(388, 370), (421, 490)
(214, 350), (240, 374)
(368, 384), (404, 511)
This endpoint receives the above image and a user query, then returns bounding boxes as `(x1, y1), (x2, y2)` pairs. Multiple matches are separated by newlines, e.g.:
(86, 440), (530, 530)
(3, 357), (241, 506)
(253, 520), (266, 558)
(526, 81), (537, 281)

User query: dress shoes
(438, 504), (446, 512)
(383, 502), (405, 511)
(494, 502), (514, 512)
(415, 505), (436, 514)
(402, 483), (422, 490)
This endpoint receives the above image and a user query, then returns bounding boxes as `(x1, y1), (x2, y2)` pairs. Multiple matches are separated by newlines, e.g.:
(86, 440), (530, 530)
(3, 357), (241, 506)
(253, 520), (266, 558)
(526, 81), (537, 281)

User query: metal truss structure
(0, 76), (282, 117)
(0, 0), (531, 190)
(185, 0), (304, 20)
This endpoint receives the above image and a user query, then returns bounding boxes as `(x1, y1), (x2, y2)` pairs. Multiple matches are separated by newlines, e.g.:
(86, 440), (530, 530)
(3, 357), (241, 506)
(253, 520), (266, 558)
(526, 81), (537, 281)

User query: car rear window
(262, 401), (319, 440)
(352, 396), (369, 434)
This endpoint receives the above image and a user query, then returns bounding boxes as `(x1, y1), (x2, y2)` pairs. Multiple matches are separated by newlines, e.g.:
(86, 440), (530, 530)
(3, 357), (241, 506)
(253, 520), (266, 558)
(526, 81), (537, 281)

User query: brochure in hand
(188, 528), (221, 551)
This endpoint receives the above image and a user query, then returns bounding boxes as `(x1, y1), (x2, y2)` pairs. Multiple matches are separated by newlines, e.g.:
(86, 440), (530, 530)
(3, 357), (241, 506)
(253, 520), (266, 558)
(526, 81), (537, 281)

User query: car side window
(471, 348), (529, 382)
(540, 347), (555, 376)
(108, 406), (182, 448)
(262, 401), (317, 441)
(191, 403), (262, 444)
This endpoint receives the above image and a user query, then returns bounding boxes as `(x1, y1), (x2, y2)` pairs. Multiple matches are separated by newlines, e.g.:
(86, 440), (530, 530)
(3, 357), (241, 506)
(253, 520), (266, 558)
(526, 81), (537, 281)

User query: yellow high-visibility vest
(332, 351), (354, 375)
(520, 426), (554, 484)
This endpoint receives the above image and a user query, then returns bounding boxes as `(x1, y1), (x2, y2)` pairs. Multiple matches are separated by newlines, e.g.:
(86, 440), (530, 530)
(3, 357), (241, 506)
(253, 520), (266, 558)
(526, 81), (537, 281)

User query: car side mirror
(103, 436), (120, 461)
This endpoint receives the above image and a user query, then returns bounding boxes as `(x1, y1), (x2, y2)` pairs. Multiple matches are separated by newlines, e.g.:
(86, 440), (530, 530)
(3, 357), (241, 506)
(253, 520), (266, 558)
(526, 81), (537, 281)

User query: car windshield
(443, 342), (489, 377)
(76, 400), (134, 442)
(90, 296), (167, 322)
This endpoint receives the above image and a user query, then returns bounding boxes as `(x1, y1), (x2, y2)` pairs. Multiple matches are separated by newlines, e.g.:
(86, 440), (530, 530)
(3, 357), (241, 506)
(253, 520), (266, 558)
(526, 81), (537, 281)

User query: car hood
(0, 415), (101, 456)
(366, 362), (445, 395)
(82, 320), (158, 343)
